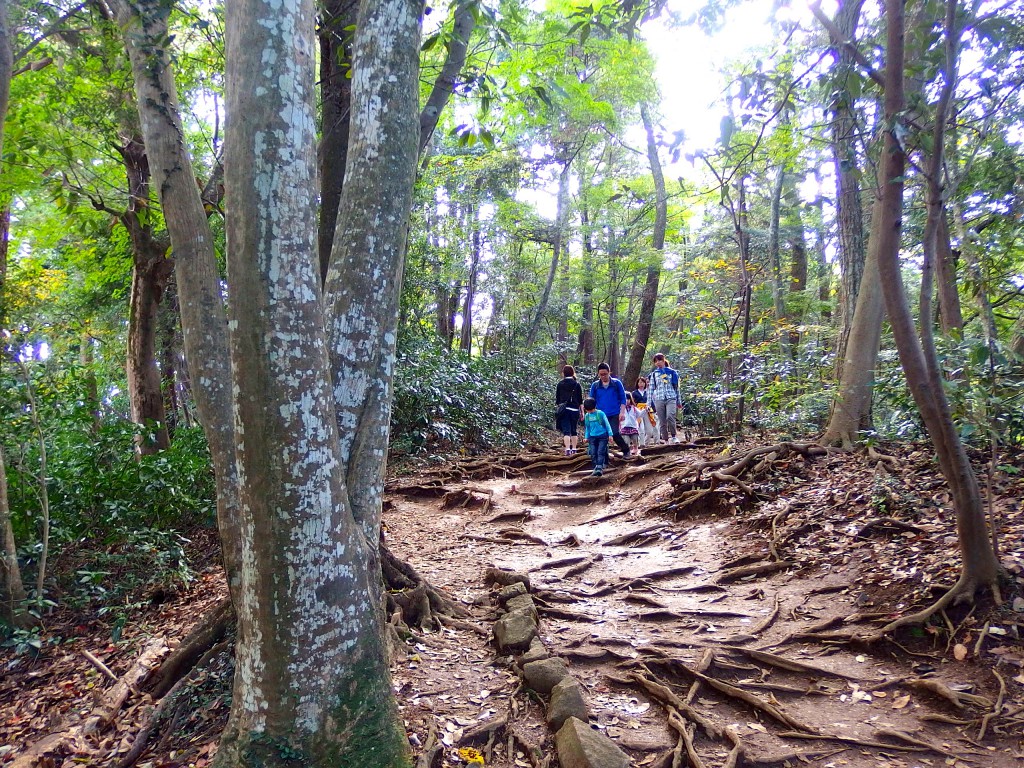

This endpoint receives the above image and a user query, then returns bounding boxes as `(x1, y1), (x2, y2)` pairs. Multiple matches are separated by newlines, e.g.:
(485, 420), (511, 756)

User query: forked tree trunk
(875, 0), (999, 613)
(218, 0), (415, 760)
(934, 214), (963, 336)
(624, 104), (666, 388)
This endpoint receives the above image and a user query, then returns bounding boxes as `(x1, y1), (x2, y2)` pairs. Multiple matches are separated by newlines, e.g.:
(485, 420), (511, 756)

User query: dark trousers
(603, 411), (630, 455)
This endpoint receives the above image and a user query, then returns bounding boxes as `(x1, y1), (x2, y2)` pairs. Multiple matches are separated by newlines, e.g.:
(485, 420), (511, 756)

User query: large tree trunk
(875, 0), (999, 614)
(0, 13), (28, 619)
(0, 0), (27, 624)
(219, 0), (414, 761)
(624, 104), (666, 389)
(104, 0), (242, 590)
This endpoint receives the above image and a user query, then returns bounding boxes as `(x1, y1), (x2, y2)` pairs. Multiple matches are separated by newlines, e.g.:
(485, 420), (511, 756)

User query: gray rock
(521, 657), (571, 695)
(505, 594), (538, 622)
(498, 581), (529, 603)
(493, 611), (537, 653)
(519, 637), (549, 664)
(555, 717), (630, 768)
(546, 678), (589, 731)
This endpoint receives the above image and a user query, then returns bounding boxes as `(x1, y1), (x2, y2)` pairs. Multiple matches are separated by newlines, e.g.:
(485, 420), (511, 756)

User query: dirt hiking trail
(2, 439), (1023, 768)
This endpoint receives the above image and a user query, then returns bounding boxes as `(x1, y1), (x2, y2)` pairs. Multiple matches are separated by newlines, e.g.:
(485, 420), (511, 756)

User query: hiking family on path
(555, 354), (684, 476)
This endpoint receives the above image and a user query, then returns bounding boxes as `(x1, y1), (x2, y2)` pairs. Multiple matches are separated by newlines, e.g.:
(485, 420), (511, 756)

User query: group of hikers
(554, 353), (684, 477)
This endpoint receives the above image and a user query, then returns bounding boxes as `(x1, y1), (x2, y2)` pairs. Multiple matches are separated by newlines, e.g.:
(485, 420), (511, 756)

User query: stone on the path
(505, 594), (538, 622)
(546, 678), (589, 730)
(519, 637), (549, 664)
(494, 611), (537, 654)
(555, 717), (630, 768)
(521, 657), (570, 695)
(498, 581), (528, 604)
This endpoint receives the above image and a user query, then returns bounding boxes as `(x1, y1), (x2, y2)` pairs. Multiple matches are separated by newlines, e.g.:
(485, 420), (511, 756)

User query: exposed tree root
(382, 543), (470, 630)
(868, 571), (1001, 640)
(855, 516), (928, 538)
(118, 639), (230, 768)
(715, 561), (793, 584)
(149, 597), (233, 698)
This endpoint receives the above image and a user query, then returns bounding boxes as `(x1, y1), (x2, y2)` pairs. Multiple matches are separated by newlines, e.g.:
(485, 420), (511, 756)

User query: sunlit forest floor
(3, 436), (1024, 767)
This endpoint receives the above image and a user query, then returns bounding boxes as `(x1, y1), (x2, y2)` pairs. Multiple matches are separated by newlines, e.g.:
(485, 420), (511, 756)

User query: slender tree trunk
(104, 0), (242, 589)
(0, 15), (28, 620)
(814, 198), (832, 321)
(934, 213), (963, 336)
(768, 166), (788, 355)
(525, 160), (570, 348)
(460, 203), (481, 353)
(735, 176), (753, 429)
(418, 0), (475, 155)
(624, 104), (666, 387)
(876, 0), (999, 603)
(820, 195), (885, 446)
(577, 206), (595, 364)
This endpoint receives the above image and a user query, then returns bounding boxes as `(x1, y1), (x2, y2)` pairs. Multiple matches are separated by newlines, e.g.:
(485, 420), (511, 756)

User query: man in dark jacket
(588, 362), (631, 458)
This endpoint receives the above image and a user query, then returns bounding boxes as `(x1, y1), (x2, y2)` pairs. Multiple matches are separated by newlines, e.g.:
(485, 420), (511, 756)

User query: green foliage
(390, 339), (552, 455)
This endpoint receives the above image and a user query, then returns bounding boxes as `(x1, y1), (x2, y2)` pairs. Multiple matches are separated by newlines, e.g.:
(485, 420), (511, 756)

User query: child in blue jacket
(583, 397), (612, 476)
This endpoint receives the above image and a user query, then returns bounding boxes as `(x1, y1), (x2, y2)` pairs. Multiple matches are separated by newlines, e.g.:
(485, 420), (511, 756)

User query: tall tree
(0, 0), (29, 627)
(217, 0), (419, 762)
(100, 0), (242, 590)
(874, 0), (999, 633)
(623, 103), (667, 387)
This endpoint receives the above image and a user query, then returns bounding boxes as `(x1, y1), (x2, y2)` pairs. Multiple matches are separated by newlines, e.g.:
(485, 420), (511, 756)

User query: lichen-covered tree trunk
(624, 104), (666, 388)
(219, 0), (413, 762)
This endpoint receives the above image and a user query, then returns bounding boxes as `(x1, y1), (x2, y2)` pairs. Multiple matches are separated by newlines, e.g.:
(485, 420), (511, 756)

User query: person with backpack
(582, 397), (612, 476)
(554, 364), (584, 456)
(648, 353), (682, 443)
(588, 362), (631, 459)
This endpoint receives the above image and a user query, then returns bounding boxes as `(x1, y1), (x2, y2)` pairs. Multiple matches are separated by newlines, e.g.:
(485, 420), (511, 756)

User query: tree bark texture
(624, 104), (666, 389)
(820, 195), (885, 447)
(827, 0), (868, 372)
(221, 0), (413, 762)
(117, 134), (172, 454)
(316, 0), (359, 278)
(875, 0), (999, 593)
(105, 0), (242, 589)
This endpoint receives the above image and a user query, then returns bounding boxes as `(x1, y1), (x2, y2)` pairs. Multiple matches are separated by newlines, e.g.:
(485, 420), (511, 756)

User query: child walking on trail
(621, 393), (641, 456)
(583, 397), (612, 477)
